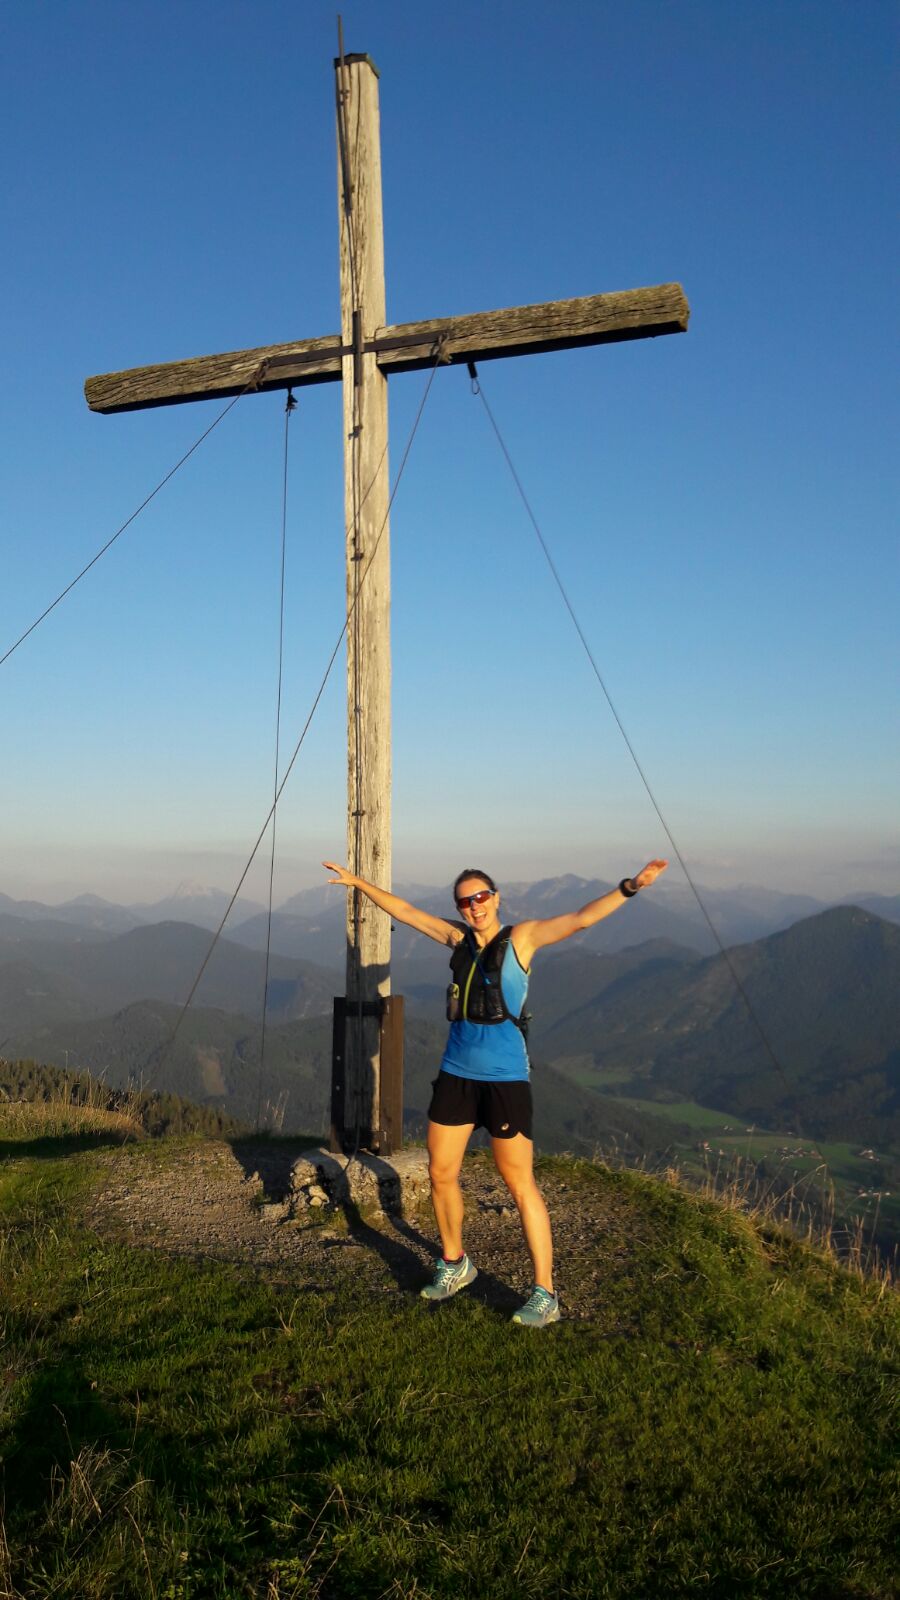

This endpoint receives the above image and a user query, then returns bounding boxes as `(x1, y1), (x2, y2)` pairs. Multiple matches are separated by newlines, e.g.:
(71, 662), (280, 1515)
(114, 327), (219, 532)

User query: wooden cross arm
(84, 282), (689, 414)
(372, 282), (689, 375)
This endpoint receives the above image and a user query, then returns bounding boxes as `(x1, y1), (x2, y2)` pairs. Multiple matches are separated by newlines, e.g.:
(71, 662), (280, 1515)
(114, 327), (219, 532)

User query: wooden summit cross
(85, 50), (689, 1157)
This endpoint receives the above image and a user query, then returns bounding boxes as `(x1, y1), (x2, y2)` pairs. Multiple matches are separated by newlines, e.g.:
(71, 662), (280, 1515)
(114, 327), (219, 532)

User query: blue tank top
(440, 937), (530, 1083)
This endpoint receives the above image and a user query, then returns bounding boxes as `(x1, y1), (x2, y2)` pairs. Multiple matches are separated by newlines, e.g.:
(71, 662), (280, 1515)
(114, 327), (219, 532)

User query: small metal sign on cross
(85, 50), (689, 1156)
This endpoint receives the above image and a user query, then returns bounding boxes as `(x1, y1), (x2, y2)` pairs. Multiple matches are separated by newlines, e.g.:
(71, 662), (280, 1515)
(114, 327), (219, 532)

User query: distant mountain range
(0, 920), (337, 1041)
(230, 877), (900, 964)
(129, 881), (268, 932)
(2, 877), (899, 955)
(2, 877), (898, 1156)
(0, 882), (265, 937)
(534, 907), (900, 1138)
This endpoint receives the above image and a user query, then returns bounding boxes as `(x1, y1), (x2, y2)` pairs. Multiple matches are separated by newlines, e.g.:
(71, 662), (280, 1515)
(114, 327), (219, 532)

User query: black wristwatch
(619, 877), (638, 898)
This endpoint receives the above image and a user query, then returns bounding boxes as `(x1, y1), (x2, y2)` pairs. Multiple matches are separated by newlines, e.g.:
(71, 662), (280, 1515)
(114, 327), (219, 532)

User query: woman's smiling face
(454, 876), (500, 934)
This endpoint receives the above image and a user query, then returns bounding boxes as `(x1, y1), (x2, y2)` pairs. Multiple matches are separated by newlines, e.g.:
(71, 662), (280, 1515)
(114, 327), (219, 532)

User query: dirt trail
(88, 1140), (643, 1319)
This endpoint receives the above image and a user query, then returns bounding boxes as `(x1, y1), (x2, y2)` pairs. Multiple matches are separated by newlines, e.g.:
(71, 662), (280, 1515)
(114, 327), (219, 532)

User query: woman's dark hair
(452, 867), (497, 899)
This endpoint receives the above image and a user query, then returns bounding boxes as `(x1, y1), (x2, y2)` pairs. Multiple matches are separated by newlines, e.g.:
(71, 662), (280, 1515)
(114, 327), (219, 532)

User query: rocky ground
(86, 1139), (649, 1321)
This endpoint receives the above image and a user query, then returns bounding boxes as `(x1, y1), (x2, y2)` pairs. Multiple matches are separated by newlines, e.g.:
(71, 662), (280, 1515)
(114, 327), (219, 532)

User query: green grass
(601, 1094), (740, 1130)
(550, 1059), (638, 1091)
(1, 1138), (897, 1599)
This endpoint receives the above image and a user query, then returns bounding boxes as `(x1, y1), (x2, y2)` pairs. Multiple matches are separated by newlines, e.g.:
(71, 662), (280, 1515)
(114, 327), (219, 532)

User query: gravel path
(87, 1139), (646, 1321)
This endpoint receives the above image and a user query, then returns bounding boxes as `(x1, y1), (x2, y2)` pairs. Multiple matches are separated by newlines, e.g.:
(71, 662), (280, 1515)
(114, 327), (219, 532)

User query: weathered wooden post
(331, 50), (401, 1154)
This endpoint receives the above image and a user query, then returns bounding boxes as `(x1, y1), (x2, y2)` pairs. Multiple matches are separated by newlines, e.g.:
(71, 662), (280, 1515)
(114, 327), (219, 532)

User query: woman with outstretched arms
(324, 858), (668, 1326)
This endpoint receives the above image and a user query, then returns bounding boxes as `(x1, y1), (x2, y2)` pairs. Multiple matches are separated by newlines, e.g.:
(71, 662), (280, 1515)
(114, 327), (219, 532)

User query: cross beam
(84, 50), (689, 1156)
(84, 284), (689, 413)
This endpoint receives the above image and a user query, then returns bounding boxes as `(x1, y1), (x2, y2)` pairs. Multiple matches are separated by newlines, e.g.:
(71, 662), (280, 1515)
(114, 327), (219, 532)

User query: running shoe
(420, 1254), (477, 1301)
(511, 1286), (560, 1327)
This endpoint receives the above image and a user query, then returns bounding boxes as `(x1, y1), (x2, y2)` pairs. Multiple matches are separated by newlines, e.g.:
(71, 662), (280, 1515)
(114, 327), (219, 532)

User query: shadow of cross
(84, 49), (689, 1153)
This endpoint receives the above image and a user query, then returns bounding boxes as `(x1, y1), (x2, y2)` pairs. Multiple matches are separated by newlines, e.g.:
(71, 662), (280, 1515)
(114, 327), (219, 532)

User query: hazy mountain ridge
(529, 940), (702, 1036)
(3, 876), (898, 955)
(0, 920), (340, 1039)
(0, 913), (115, 948)
(128, 882), (267, 932)
(0, 892), (142, 936)
(2, 881), (898, 1150)
(0, 958), (100, 1038)
(545, 907), (900, 1142)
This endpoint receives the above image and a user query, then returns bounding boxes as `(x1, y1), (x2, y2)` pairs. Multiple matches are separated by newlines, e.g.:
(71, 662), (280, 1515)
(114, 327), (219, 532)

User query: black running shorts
(427, 1070), (533, 1140)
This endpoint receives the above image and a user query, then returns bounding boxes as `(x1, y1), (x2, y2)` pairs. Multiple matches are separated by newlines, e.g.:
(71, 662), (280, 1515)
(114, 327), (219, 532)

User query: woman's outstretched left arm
(512, 860), (668, 967)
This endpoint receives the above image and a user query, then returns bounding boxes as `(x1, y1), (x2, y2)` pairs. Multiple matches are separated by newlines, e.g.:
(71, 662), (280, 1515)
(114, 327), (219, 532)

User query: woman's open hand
(633, 859), (669, 891)
(323, 861), (356, 888)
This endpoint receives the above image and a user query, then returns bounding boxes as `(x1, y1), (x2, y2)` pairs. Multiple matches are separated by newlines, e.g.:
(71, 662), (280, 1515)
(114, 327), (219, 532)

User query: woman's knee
(498, 1166), (539, 1207)
(428, 1156), (463, 1189)
(492, 1134), (535, 1199)
(427, 1120), (473, 1188)
(507, 1179), (537, 1208)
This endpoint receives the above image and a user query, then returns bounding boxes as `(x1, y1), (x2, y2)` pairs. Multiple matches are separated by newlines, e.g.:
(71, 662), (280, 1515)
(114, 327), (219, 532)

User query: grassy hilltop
(0, 1098), (897, 1599)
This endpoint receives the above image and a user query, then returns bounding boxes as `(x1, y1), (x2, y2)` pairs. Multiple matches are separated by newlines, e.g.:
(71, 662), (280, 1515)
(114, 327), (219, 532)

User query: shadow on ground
(0, 1130), (141, 1162)
(228, 1135), (522, 1310)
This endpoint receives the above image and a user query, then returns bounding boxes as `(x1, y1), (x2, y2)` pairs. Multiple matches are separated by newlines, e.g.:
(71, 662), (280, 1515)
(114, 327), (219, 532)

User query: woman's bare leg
(426, 1119), (475, 1258)
(491, 1133), (553, 1291)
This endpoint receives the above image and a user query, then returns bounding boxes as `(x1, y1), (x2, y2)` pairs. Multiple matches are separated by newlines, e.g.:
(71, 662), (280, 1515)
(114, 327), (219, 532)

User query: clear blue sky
(0, 0), (896, 905)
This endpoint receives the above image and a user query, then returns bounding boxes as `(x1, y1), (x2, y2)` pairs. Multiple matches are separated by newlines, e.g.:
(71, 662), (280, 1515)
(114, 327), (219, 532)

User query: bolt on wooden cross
(84, 51), (689, 1157)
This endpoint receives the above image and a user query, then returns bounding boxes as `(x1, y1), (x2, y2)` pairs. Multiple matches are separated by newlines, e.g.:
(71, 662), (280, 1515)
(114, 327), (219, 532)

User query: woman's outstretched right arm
(322, 862), (460, 946)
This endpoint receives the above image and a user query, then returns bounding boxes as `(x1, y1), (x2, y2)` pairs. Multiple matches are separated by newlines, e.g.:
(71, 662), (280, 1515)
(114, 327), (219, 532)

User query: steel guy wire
(1, 387), (252, 672)
(469, 367), (804, 1135)
(138, 351), (445, 1103)
(255, 389), (297, 1133)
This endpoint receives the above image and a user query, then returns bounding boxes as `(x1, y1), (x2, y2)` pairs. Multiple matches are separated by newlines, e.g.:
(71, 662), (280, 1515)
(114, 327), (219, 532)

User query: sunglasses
(455, 889), (495, 911)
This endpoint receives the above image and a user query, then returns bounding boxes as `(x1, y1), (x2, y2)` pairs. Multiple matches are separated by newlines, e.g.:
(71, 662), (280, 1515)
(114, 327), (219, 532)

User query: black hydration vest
(446, 925), (529, 1040)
